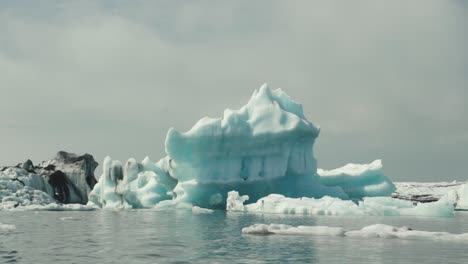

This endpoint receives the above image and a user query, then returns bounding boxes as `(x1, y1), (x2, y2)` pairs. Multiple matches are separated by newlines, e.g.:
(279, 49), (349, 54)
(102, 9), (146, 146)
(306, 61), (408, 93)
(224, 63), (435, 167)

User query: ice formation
(88, 84), (354, 209)
(392, 181), (463, 203)
(443, 183), (468, 210)
(0, 151), (98, 209)
(192, 206), (214, 214)
(0, 167), (57, 209)
(85, 84), (462, 214)
(227, 191), (454, 217)
(392, 181), (468, 210)
(317, 160), (396, 199)
(0, 223), (16, 232)
(87, 157), (176, 209)
(242, 223), (468, 242)
(164, 84), (347, 208)
(454, 184), (468, 209)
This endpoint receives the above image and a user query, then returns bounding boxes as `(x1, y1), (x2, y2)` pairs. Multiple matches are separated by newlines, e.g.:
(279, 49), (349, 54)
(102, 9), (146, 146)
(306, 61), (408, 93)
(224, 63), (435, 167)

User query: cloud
(0, 1), (466, 181)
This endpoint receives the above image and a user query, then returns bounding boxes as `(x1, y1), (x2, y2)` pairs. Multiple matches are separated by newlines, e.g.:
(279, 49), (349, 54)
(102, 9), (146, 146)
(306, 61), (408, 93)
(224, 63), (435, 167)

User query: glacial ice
(87, 157), (175, 209)
(242, 223), (468, 242)
(164, 84), (347, 208)
(444, 183), (468, 210)
(0, 151), (98, 210)
(392, 181), (463, 203)
(392, 181), (468, 210)
(455, 184), (468, 209)
(88, 84), (357, 209)
(2, 84), (464, 216)
(227, 191), (454, 217)
(317, 160), (396, 199)
(0, 223), (16, 232)
(84, 84), (461, 216)
(192, 206), (214, 214)
(0, 167), (57, 209)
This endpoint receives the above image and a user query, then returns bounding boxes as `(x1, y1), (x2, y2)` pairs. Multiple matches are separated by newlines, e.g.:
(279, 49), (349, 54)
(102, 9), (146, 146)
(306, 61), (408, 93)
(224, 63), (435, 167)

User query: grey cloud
(0, 1), (466, 181)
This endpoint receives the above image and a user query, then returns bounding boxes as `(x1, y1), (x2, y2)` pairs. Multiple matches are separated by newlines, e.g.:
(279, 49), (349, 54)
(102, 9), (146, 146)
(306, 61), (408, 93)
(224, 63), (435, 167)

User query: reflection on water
(1, 210), (468, 263)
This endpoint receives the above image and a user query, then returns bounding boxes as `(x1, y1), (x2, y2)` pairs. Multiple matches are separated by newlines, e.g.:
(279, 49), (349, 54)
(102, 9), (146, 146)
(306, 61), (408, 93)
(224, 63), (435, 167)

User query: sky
(0, 1), (466, 182)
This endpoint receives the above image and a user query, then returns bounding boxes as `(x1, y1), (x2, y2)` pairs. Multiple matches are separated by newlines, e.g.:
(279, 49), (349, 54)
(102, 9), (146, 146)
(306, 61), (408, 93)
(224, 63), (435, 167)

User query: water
(1, 210), (468, 263)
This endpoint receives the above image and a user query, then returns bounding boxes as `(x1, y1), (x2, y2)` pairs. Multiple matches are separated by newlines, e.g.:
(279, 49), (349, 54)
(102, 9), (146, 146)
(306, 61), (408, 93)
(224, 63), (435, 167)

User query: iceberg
(392, 181), (468, 210)
(242, 223), (468, 242)
(0, 151), (98, 208)
(392, 181), (463, 203)
(0, 167), (56, 209)
(87, 156), (176, 209)
(318, 160), (396, 199)
(88, 83), (432, 212)
(165, 84), (347, 208)
(442, 183), (468, 210)
(454, 184), (468, 209)
(227, 191), (454, 217)
(88, 84), (352, 209)
(192, 206), (214, 214)
(0, 223), (16, 232)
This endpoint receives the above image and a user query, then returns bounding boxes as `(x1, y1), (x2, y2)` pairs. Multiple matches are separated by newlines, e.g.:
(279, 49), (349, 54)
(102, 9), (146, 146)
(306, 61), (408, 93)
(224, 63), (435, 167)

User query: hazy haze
(1, 1), (467, 181)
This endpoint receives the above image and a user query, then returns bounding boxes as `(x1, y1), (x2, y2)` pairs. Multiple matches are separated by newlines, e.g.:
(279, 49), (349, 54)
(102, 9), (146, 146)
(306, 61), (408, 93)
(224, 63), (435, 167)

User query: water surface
(1, 210), (468, 263)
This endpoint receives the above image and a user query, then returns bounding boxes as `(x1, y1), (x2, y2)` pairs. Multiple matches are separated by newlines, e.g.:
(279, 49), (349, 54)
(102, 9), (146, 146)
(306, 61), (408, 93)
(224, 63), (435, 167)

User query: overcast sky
(1, 1), (466, 182)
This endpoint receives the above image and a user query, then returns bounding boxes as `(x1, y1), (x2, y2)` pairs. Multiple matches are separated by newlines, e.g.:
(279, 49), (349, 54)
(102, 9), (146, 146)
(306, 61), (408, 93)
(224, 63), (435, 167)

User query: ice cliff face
(0, 151), (98, 208)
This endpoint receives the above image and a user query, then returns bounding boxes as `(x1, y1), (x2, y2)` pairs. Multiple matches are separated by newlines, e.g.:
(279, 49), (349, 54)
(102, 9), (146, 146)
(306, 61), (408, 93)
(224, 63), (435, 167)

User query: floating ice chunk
(20, 203), (97, 211)
(318, 160), (396, 199)
(242, 224), (345, 236)
(361, 196), (454, 217)
(88, 156), (174, 209)
(192, 206), (214, 214)
(392, 181), (463, 203)
(243, 223), (468, 242)
(228, 191), (454, 217)
(226, 191), (250, 211)
(0, 223), (16, 232)
(454, 184), (468, 210)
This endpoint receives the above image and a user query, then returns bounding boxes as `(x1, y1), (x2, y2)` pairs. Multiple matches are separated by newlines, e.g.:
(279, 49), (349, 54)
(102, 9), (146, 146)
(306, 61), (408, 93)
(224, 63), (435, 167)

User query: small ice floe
(192, 206), (214, 214)
(242, 223), (468, 242)
(0, 223), (16, 232)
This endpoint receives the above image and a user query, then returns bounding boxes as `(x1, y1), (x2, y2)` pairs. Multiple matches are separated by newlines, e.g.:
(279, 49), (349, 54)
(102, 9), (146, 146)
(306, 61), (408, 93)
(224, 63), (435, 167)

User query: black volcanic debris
(48, 170), (71, 204)
(1, 151), (99, 205)
(44, 164), (56, 171)
(54, 151), (98, 190)
(21, 159), (33, 171)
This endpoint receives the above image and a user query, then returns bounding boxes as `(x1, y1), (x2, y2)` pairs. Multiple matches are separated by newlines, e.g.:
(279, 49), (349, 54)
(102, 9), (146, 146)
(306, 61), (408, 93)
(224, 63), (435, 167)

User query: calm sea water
(1, 210), (468, 263)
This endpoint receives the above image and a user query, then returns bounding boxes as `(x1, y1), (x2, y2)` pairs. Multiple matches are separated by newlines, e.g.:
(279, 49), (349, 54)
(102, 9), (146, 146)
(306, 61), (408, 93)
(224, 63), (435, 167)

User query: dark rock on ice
(0, 151), (99, 205)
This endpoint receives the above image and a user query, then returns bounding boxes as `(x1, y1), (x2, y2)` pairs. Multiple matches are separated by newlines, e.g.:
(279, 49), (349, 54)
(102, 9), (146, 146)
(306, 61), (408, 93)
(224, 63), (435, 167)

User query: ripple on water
(0, 250), (21, 263)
